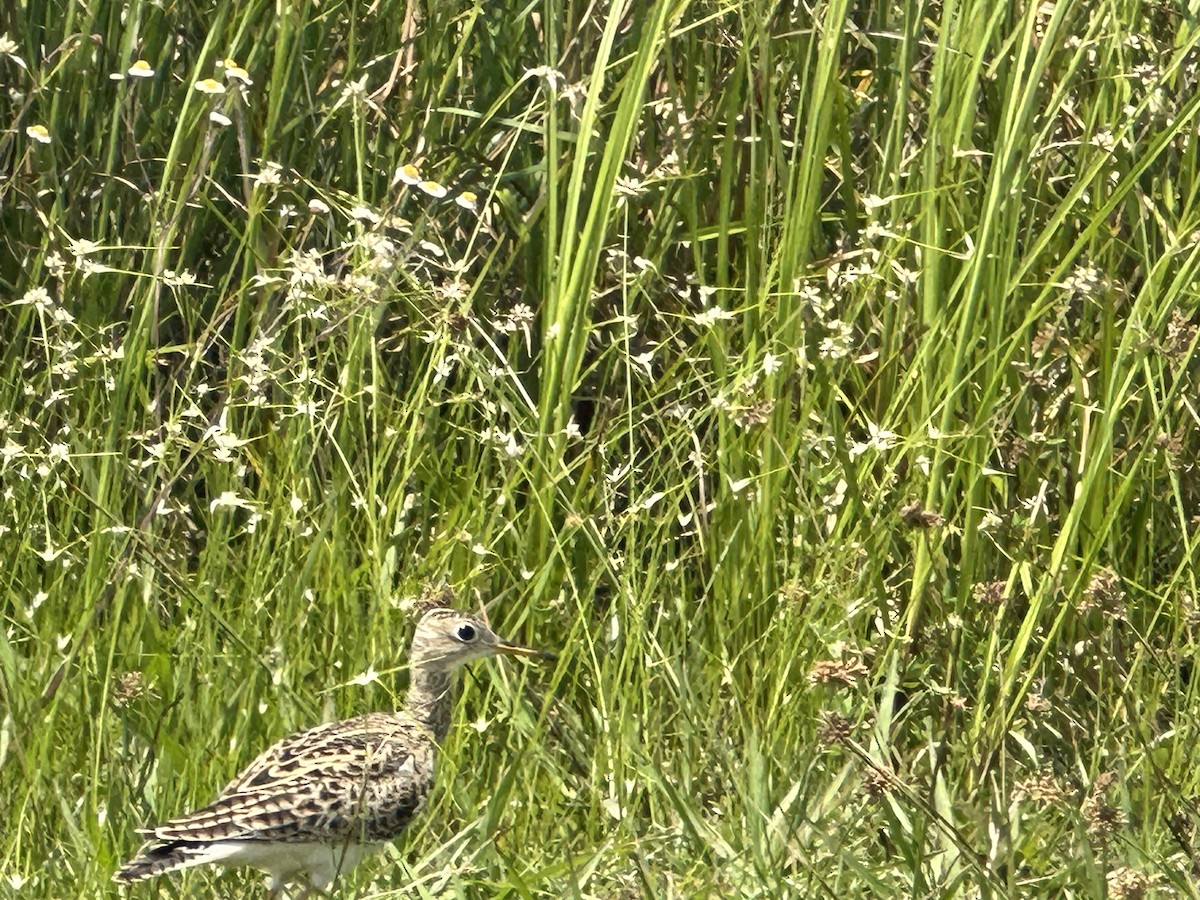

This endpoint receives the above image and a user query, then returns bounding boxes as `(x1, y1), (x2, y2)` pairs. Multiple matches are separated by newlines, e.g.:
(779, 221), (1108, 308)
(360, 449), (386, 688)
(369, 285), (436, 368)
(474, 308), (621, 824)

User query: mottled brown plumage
(114, 606), (553, 896)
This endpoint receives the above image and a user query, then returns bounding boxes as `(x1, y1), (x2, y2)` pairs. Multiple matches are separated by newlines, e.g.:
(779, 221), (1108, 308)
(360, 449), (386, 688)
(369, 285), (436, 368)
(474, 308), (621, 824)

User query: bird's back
(216, 711), (436, 840)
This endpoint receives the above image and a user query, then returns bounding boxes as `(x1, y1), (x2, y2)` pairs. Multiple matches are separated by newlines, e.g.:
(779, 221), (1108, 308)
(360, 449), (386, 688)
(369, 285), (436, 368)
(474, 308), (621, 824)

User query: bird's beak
(496, 639), (557, 662)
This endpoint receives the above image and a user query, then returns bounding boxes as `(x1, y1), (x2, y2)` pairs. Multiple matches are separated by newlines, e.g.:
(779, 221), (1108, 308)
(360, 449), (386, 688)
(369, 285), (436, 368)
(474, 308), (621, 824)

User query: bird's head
(408, 607), (555, 672)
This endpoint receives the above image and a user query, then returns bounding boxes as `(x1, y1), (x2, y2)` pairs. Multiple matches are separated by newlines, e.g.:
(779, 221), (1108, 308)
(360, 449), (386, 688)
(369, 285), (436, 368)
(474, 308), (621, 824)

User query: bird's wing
(149, 714), (432, 845)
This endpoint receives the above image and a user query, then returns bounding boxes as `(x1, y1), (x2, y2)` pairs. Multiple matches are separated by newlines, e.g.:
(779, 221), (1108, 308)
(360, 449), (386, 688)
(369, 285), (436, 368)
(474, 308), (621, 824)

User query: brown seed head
(809, 658), (869, 688)
(816, 712), (853, 746)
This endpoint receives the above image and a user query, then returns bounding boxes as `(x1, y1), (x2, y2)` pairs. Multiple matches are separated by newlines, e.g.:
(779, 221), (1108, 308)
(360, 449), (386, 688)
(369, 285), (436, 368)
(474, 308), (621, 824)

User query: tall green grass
(2, 0), (1200, 896)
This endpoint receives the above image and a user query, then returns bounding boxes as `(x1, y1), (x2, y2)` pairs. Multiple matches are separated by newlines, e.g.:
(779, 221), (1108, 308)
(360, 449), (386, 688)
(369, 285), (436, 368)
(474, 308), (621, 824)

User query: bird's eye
(456, 624), (477, 642)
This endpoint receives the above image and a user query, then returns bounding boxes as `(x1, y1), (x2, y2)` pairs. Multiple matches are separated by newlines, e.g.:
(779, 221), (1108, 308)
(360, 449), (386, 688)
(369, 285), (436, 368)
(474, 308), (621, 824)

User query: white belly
(192, 839), (382, 889)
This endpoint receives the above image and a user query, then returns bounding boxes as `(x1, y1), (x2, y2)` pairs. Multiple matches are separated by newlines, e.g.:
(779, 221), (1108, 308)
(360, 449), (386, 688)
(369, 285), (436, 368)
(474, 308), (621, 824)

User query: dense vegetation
(3, 0), (1200, 896)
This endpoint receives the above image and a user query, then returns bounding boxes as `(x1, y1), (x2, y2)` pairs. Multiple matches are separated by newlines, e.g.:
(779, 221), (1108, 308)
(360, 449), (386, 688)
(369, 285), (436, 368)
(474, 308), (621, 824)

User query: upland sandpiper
(114, 605), (554, 896)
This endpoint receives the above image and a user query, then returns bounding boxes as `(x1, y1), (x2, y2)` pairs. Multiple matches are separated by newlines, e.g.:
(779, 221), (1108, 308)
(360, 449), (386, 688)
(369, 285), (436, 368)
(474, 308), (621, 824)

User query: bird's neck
(403, 664), (454, 743)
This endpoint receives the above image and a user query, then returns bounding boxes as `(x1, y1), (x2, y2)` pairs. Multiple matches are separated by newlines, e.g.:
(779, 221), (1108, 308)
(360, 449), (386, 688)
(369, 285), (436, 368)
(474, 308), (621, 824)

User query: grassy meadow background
(3, 0), (1200, 896)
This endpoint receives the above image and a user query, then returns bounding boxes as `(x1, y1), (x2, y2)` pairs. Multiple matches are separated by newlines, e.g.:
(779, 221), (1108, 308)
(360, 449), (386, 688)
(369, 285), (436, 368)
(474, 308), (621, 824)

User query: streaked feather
(114, 607), (550, 892)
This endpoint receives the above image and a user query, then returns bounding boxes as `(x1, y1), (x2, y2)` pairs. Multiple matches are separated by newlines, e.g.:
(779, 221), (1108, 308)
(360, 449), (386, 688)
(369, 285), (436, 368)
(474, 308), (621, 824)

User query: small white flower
(0, 33), (27, 70)
(849, 421), (898, 459)
(254, 162), (283, 188)
(69, 237), (100, 259)
(209, 490), (255, 512)
(223, 61), (252, 85)
(194, 78), (226, 94)
(44, 252), (66, 277)
(339, 74), (369, 101)
(818, 319), (854, 360)
(163, 269), (198, 287)
(694, 306), (735, 327)
(393, 163), (421, 186)
(209, 111), (232, 127)
(762, 352), (782, 376)
(25, 125), (51, 144)
(631, 350), (655, 376)
(615, 175), (644, 198)
(128, 60), (155, 78)
(17, 287), (53, 310)
(978, 510), (1003, 533)
(205, 423), (249, 461)
(37, 541), (63, 562)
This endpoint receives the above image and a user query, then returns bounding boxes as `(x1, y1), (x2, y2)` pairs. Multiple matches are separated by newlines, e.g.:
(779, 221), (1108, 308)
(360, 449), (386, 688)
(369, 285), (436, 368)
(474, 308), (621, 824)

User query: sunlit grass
(2, 0), (1200, 897)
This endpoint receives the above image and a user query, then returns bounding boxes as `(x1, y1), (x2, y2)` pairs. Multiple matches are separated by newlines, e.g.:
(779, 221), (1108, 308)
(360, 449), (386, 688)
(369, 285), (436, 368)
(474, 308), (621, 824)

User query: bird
(114, 604), (555, 897)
